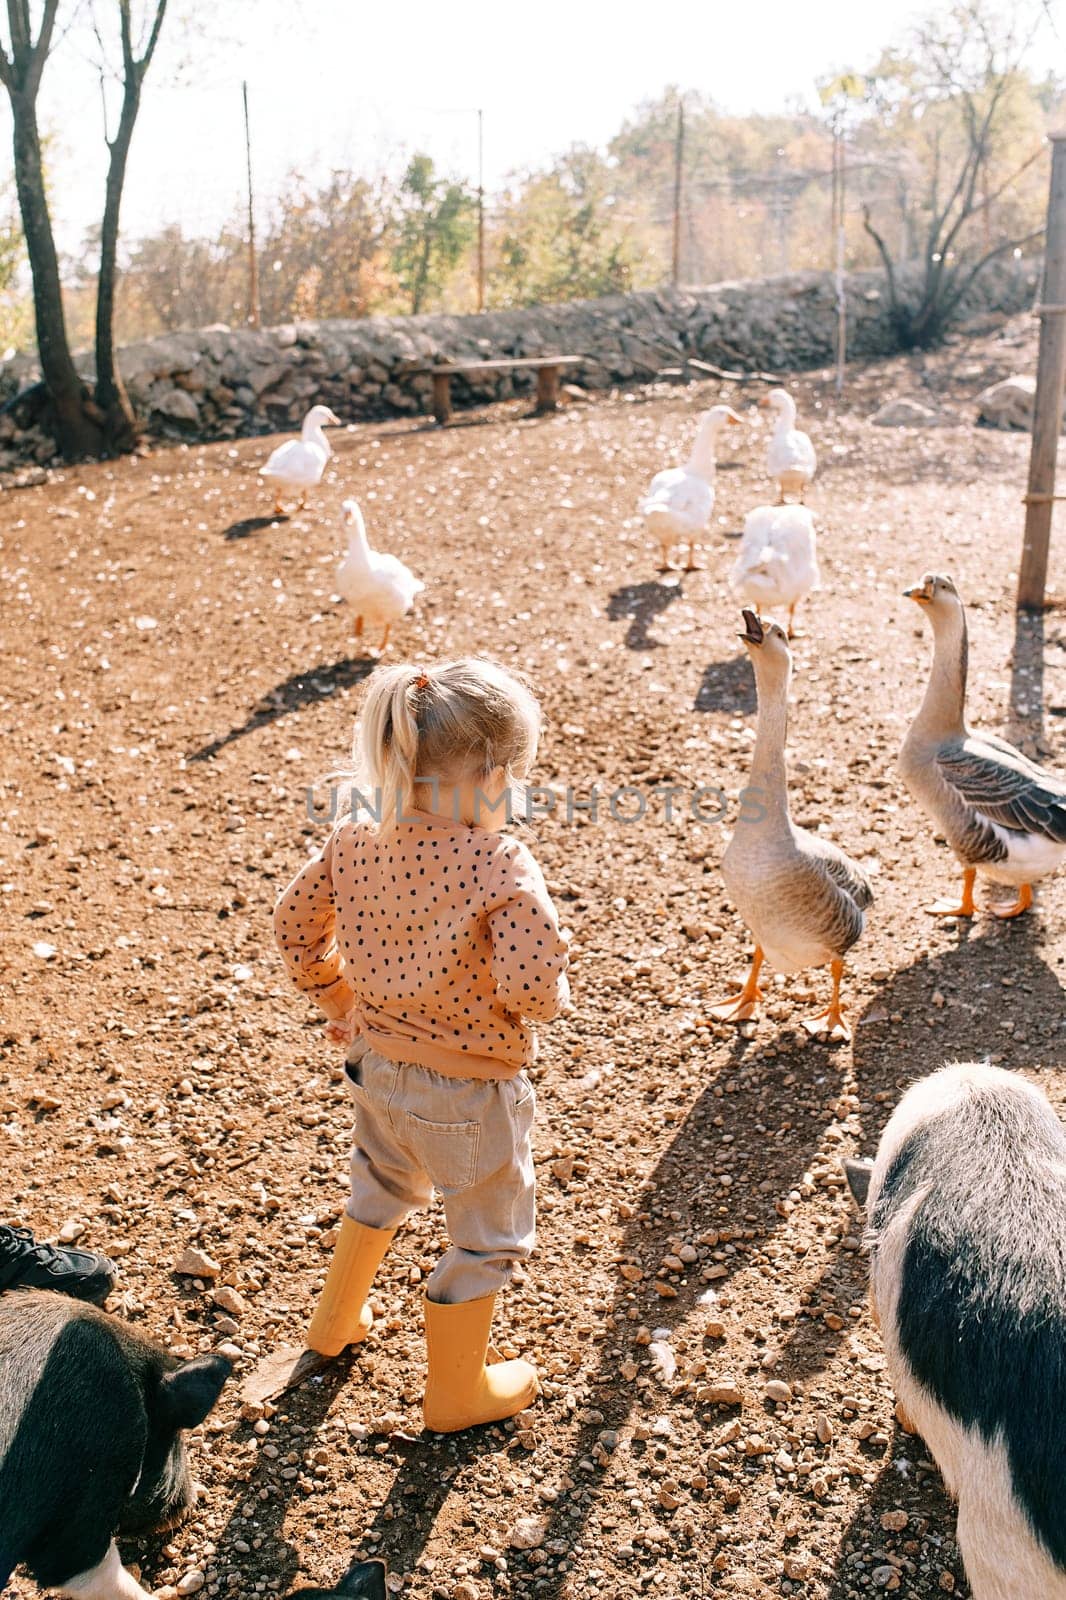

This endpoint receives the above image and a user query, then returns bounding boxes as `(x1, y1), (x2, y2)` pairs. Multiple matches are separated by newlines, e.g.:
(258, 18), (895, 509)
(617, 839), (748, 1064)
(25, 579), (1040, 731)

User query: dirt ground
(2, 311), (1066, 1600)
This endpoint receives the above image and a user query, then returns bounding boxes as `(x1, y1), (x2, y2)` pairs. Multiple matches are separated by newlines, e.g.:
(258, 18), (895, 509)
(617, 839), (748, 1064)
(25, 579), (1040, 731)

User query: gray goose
(709, 609), (873, 1042)
(900, 572), (1066, 918)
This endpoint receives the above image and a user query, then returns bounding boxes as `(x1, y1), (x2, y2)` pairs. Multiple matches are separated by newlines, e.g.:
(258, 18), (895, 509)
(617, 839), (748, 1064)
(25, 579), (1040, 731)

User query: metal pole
(477, 108), (485, 313)
(242, 81), (261, 330)
(672, 98), (685, 288)
(835, 119), (847, 396)
(1018, 132), (1066, 610)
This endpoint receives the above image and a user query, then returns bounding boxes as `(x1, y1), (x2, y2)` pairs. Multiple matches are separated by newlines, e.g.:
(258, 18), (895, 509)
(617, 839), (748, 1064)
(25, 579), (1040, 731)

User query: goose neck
(914, 606), (968, 740)
(747, 663), (792, 824)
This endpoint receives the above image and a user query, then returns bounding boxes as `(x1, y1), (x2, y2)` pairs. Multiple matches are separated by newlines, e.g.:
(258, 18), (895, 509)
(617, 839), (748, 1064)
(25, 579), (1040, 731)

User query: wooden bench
(420, 356), (583, 425)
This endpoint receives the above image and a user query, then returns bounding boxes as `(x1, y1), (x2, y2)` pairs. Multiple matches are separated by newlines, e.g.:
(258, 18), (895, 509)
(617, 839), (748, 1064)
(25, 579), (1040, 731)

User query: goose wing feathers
(936, 735), (1066, 843)
(797, 829), (875, 910)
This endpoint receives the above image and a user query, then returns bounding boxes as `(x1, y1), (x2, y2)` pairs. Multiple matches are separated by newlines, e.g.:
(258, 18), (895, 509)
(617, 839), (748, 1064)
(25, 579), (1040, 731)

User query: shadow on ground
(223, 515), (285, 541)
(607, 579), (683, 650)
(187, 657), (377, 761)
(694, 653), (757, 715)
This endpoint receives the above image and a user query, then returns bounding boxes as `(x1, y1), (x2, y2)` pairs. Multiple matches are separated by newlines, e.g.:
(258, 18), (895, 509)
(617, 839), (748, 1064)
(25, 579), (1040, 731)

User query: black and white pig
(845, 1061), (1066, 1600)
(289, 1561), (386, 1598)
(0, 1289), (231, 1598)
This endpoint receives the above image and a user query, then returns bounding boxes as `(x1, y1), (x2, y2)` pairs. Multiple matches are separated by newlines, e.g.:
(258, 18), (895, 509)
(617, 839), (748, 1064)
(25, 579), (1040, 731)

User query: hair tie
(414, 673), (430, 690)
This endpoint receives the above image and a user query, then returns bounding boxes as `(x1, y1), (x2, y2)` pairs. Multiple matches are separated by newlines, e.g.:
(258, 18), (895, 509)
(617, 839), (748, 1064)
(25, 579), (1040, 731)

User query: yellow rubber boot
(306, 1216), (394, 1357)
(422, 1291), (539, 1433)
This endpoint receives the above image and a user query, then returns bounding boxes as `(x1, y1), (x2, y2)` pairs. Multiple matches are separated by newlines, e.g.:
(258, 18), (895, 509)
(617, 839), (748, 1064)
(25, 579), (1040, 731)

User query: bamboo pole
(1018, 132), (1066, 611)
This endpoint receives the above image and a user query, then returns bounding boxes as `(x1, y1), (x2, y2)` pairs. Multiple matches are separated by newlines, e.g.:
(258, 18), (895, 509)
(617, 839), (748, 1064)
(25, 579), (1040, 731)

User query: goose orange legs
(925, 866), (976, 919)
(801, 957), (850, 1044)
(708, 946), (765, 1023)
(990, 882), (1033, 919)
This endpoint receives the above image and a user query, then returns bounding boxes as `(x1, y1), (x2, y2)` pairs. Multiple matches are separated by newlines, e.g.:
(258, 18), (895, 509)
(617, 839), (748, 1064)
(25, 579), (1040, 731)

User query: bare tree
(859, 0), (1049, 348)
(93, 0), (168, 446)
(0, 0), (168, 457)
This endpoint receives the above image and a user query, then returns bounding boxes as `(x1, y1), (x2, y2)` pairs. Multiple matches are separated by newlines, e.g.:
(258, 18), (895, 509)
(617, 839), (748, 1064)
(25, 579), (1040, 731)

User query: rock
(763, 1379), (792, 1404)
(57, 1221), (85, 1243)
(152, 388), (200, 423)
(508, 1515), (549, 1550)
(880, 1509), (909, 1532)
(212, 1285), (246, 1317)
(173, 1246), (221, 1279)
(976, 374), (1039, 431)
(870, 397), (942, 427)
(176, 1572), (206, 1596)
(699, 1379), (744, 1406)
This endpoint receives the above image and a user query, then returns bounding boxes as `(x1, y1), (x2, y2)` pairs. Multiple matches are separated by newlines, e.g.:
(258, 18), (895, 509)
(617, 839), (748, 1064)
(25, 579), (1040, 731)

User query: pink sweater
(274, 812), (571, 1079)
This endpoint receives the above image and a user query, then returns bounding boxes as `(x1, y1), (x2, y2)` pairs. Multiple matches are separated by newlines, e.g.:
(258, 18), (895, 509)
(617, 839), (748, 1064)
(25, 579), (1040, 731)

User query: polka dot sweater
(273, 811), (571, 1080)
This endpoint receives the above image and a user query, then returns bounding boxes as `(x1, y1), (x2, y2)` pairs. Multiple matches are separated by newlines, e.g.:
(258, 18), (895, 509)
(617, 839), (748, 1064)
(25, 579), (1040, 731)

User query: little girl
(274, 657), (570, 1432)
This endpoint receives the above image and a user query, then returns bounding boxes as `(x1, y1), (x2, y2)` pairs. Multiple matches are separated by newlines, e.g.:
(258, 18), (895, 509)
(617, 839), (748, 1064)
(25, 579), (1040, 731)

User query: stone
(175, 1573), (205, 1596)
(699, 1379), (744, 1406)
(507, 1515), (549, 1550)
(870, 397), (942, 427)
(976, 374), (1037, 431)
(152, 388), (200, 423)
(173, 1246), (221, 1279)
(212, 1285), (246, 1317)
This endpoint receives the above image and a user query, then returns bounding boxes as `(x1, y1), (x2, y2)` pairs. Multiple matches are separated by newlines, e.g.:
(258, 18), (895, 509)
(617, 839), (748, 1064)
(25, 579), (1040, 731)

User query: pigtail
(353, 664), (425, 834)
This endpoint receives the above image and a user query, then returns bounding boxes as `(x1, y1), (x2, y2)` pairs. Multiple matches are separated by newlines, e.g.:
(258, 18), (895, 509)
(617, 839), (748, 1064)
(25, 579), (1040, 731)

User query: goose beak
(725, 410), (744, 426)
(903, 583), (932, 604)
(325, 410), (341, 426)
(738, 608), (764, 647)
(757, 394), (771, 409)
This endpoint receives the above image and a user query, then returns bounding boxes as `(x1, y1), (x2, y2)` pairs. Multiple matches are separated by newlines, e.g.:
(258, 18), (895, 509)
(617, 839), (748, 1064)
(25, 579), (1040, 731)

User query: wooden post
(242, 82), (261, 330)
(477, 108), (485, 313)
(535, 363), (560, 413)
(1018, 132), (1066, 611)
(432, 371), (453, 425)
(671, 99), (685, 289)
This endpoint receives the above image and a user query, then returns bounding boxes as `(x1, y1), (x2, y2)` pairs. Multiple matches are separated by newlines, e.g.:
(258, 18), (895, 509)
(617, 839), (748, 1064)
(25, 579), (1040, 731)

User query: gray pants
(343, 1046), (536, 1304)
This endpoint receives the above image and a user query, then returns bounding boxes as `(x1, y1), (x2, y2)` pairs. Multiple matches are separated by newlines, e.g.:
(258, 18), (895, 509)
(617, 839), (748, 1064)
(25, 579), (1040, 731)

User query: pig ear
(160, 1352), (232, 1429)
(335, 1561), (387, 1598)
(844, 1158), (873, 1207)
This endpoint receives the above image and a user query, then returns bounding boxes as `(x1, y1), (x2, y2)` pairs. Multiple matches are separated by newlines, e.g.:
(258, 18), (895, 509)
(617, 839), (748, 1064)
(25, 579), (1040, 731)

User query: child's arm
(273, 831), (355, 1021)
(487, 840), (571, 1022)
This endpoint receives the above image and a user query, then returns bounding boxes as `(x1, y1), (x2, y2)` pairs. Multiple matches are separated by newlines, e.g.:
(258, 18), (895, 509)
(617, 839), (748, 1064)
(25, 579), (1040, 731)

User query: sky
(1, 0), (1057, 256)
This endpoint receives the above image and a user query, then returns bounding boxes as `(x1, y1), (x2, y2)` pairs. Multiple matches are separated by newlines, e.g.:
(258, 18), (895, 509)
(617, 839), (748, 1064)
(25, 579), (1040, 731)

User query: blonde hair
(352, 657), (541, 833)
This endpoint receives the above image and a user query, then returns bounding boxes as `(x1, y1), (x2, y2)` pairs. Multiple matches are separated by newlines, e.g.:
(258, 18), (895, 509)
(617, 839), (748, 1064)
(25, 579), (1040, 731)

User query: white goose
(337, 499), (424, 653)
(760, 388), (816, 504)
(900, 572), (1066, 918)
(260, 405), (340, 514)
(730, 504), (820, 637)
(639, 405), (743, 570)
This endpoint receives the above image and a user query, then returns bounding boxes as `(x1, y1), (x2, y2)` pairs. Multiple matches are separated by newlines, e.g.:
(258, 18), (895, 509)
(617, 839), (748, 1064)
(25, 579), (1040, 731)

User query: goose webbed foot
(989, 883), (1033, 919)
(924, 866), (976, 919)
(708, 948), (765, 1024)
(801, 958), (851, 1044)
(801, 1004), (851, 1044)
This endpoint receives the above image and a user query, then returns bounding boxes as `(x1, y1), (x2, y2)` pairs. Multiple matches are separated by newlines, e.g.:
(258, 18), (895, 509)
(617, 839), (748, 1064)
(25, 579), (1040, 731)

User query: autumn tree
(391, 154), (475, 315)
(490, 145), (646, 308)
(0, 0), (168, 457)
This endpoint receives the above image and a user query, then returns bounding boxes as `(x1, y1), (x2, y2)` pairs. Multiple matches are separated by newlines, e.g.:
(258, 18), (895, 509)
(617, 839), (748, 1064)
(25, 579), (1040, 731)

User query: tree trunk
(9, 90), (103, 458)
(94, 80), (140, 449)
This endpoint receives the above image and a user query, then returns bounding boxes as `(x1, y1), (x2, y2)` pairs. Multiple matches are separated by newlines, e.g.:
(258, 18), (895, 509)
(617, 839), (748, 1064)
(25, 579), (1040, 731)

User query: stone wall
(0, 258), (1039, 468)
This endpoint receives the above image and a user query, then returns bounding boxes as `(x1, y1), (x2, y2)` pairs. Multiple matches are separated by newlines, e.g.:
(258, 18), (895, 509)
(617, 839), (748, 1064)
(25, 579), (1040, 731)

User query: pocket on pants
(405, 1111), (481, 1193)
